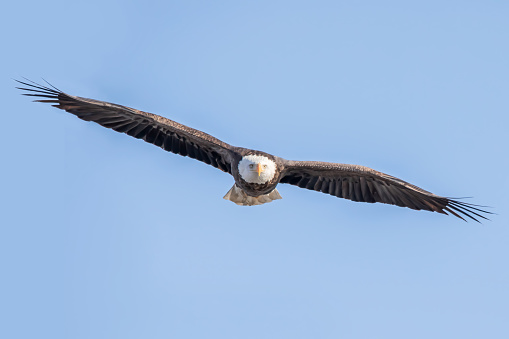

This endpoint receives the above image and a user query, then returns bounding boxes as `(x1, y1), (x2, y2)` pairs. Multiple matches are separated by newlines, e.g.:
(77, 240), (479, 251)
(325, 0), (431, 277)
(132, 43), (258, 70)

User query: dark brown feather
(279, 160), (491, 222)
(16, 80), (235, 174)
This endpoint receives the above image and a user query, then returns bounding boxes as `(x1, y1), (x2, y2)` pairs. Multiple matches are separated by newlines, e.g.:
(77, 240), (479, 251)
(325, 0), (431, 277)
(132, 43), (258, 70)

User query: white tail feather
(223, 185), (282, 206)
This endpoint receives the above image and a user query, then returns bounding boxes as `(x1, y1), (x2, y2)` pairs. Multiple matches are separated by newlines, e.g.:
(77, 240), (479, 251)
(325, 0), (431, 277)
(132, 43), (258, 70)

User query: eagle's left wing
(279, 160), (490, 222)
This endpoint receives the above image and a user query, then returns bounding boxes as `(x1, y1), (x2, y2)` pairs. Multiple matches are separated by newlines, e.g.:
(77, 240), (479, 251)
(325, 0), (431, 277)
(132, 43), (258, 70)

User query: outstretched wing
(17, 79), (235, 173)
(280, 160), (490, 222)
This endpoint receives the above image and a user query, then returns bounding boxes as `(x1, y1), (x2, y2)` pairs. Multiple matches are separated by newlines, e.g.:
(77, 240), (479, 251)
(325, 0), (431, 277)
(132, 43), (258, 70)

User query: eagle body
(225, 151), (283, 205)
(16, 79), (490, 222)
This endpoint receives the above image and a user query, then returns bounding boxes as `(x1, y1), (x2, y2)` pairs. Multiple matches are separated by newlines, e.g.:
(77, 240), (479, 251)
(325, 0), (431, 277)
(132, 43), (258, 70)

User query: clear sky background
(2, 1), (508, 338)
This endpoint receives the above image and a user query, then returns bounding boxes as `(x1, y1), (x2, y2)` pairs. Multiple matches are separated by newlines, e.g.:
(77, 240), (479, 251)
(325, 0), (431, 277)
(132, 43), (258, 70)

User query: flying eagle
(16, 79), (490, 222)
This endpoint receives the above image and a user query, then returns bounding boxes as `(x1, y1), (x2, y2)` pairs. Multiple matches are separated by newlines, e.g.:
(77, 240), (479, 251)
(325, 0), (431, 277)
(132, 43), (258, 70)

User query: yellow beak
(257, 163), (263, 176)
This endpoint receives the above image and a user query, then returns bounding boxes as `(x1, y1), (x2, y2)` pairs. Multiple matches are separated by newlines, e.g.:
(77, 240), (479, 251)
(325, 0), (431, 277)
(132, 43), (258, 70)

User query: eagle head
(238, 154), (277, 184)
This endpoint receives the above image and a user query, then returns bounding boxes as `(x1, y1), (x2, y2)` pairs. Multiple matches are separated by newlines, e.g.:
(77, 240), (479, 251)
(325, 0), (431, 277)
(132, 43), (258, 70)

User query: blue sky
(2, 1), (508, 338)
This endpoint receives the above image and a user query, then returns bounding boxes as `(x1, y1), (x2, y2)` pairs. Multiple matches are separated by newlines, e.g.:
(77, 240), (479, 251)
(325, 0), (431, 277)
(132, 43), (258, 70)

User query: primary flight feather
(16, 79), (490, 222)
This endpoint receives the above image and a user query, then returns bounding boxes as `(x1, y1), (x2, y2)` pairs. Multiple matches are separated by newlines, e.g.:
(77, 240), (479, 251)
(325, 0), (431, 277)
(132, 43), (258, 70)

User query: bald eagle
(16, 79), (490, 222)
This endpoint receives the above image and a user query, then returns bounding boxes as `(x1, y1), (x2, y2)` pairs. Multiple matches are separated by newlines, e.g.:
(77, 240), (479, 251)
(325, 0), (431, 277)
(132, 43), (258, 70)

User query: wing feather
(280, 160), (491, 222)
(17, 79), (235, 173)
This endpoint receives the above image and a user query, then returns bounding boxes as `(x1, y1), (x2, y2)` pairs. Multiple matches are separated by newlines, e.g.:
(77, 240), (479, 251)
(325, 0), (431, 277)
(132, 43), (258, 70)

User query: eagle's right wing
(17, 79), (236, 173)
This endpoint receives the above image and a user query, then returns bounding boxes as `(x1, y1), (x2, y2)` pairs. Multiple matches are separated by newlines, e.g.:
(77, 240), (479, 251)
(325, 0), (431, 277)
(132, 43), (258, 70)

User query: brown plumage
(16, 79), (491, 222)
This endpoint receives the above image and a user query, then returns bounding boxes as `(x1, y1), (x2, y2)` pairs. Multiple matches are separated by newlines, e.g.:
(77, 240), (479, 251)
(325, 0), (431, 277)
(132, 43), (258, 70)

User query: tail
(223, 185), (282, 206)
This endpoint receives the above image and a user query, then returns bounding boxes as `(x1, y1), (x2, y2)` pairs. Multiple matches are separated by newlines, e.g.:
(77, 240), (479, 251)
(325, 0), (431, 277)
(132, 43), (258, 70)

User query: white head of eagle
(238, 155), (277, 184)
